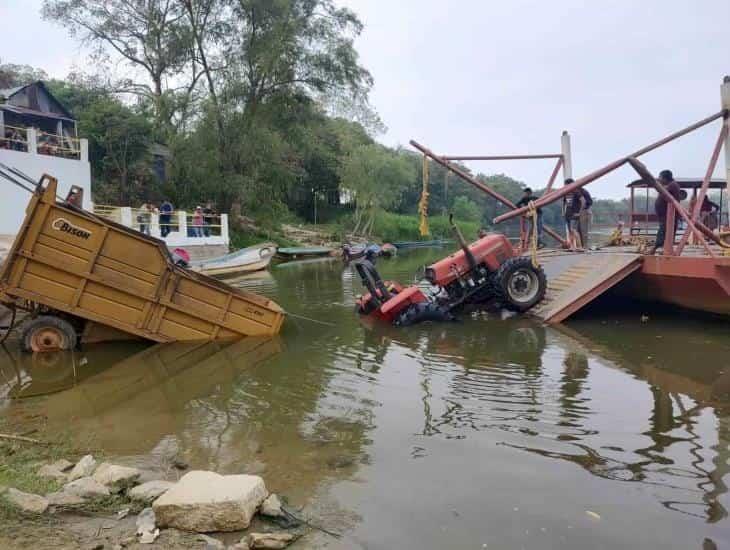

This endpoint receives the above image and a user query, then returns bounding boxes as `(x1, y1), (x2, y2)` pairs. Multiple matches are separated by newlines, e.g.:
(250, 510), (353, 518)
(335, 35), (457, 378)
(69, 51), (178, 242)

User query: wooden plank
(72, 226), (109, 308)
(531, 252), (642, 324)
(211, 293), (234, 339)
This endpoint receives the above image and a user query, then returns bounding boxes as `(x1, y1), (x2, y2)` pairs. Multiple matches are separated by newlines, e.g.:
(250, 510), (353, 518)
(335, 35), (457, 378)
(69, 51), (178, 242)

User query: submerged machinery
(354, 218), (547, 326)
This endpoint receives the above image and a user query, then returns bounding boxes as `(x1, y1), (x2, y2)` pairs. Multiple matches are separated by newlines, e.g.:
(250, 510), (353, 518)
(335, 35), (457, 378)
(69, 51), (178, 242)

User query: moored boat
(190, 242), (277, 277)
(276, 246), (334, 260)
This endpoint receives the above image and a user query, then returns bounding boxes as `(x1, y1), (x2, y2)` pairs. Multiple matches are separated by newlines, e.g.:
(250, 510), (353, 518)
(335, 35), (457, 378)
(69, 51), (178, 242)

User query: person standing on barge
(648, 169), (682, 255)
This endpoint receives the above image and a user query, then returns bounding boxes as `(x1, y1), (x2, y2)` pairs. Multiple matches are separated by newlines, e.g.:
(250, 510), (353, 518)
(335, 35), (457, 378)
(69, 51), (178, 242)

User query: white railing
(0, 127), (88, 162)
(94, 205), (229, 247)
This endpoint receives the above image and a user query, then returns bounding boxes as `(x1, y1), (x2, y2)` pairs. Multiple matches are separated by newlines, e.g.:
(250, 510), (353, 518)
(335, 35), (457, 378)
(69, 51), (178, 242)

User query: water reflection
(0, 249), (728, 548)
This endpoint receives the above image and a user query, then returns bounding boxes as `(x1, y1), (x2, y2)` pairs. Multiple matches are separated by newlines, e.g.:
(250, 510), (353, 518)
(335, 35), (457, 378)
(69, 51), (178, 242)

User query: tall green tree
(42, 0), (193, 137)
(339, 144), (415, 236)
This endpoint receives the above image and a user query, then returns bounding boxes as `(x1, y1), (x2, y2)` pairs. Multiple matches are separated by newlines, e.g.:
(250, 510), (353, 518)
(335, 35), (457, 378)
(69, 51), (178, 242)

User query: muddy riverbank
(2, 248), (730, 549)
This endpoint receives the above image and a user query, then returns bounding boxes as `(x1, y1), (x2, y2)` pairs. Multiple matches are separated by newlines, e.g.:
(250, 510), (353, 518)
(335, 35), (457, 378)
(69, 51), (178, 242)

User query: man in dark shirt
(202, 202), (215, 237)
(159, 200), (174, 237)
(562, 179), (592, 248)
(648, 169), (682, 255)
(515, 187), (544, 248)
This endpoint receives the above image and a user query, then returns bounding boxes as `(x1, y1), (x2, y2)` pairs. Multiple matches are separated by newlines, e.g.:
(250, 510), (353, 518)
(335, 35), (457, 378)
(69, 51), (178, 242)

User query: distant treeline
(2, 0), (630, 239)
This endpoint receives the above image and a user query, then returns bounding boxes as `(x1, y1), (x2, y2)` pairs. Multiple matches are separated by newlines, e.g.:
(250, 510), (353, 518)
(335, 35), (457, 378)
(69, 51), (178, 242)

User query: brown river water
(1, 248), (729, 549)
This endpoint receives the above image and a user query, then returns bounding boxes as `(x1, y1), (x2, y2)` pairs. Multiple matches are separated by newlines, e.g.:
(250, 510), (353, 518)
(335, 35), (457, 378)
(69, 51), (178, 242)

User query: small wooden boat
(276, 246), (334, 260)
(393, 239), (452, 249)
(190, 243), (277, 277)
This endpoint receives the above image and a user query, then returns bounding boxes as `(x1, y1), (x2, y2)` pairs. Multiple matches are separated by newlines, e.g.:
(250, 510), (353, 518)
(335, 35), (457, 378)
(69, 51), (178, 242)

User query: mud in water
(1, 248), (729, 549)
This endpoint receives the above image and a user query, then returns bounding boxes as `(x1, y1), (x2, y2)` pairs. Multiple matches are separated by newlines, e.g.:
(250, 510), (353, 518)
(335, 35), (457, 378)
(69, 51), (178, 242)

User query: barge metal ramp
(530, 250), (642, 323)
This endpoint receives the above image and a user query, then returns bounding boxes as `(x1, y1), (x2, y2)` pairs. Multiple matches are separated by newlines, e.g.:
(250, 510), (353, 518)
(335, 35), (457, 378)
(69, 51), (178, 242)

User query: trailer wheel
(494, 257), (547, 312)
(21, 316), (78, 353)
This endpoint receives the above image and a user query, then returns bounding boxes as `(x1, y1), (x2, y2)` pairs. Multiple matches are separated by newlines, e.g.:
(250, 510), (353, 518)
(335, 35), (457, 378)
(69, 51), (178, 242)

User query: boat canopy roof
(627, 177), (726, 189)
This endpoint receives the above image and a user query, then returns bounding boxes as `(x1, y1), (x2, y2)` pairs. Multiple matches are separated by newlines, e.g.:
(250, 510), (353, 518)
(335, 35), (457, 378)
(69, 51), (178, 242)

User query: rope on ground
(527, 201), (540, 268)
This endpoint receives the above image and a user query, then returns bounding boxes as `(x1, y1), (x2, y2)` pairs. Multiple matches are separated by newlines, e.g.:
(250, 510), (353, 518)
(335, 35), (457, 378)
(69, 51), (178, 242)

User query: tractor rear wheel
(21, 316), (78, 353)
(493, 257), (547, 312)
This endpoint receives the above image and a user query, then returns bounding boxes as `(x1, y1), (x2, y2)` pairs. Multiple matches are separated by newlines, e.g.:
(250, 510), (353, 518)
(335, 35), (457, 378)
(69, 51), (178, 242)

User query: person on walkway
(562, 179), (581, 248)
(562, 179), (592, 249)
(159, 199), (174, 237)
(648, 169), (682, 255)
(202, 201), (215, 237)
(699, 195), (720, 229)
(577, 187), (593, 248)
(137, 203), (151, 235)
(515, 187), (544, 248)
(192, 206), (204, 237)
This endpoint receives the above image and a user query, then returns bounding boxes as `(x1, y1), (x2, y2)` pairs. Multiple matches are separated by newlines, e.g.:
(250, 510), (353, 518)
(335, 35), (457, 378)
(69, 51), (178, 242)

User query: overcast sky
(2, 0), (729, 199)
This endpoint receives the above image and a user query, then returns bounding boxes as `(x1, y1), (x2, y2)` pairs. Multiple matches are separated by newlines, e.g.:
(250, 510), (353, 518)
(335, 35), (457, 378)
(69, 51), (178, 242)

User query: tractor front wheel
(21, 316), (78, 353)
(494, 257), (547, 312)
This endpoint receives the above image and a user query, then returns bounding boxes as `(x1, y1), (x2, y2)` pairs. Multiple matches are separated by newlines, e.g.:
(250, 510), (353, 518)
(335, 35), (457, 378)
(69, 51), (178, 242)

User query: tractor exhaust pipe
(449, 214), (477, 272)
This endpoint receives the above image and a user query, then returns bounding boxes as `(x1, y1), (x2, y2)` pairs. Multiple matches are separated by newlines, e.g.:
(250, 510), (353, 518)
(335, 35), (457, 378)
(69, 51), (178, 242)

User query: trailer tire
(494, 257), (547, 312)
(21, 316), (78, 353)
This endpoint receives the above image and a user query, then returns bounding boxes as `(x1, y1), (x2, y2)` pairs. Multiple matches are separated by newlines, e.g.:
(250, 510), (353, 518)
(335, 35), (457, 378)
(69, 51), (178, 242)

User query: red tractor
(354, 218), (546, 326)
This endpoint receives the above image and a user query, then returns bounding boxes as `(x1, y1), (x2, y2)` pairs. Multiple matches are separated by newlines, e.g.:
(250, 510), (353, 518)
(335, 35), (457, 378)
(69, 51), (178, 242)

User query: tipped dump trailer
(0, 174), (285, 351)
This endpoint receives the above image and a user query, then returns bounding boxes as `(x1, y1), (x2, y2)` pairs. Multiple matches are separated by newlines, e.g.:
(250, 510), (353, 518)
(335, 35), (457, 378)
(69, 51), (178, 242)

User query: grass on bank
(230, 226), (301, 249)
(370, 212), (481, 243)
(0, 425), (129, 521)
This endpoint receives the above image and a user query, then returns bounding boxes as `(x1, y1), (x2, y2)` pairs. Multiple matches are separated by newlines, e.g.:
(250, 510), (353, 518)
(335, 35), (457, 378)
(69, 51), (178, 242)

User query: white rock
(92, 463), (141, 492)
(67, 455), (97, 481)
(128, 480), (174, 503)
(153, 471), (267, 532)
(46, 490), (86, 506)
(247, 533), (295, 549)
(139, 529), (159, 544)
(136, 507), (157, 535)
(5, 488), (49, 514)
(260, 493), (283, 517)
(38, 459), (74, 481)
(136, 507), (159, 544)
(64, 477), (110, 498)
(228, 544), (250, 550)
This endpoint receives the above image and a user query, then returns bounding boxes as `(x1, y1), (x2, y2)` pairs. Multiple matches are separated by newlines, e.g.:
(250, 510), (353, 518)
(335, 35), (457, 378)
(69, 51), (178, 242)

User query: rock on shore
(128, 480), (174, 503)
(260, 493), (283, 518)
(92, 463), (141, 492)
(153, 471), (267, 532)
(64, 477), (110, 498)
(5, 488), (49, 514)
(248, 532), (295, 549)
(67, 455), (97, 481)
(38, 459), (74, 482)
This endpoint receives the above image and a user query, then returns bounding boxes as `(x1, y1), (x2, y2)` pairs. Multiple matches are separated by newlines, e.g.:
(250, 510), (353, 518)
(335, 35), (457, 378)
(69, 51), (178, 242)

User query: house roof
(0, 81), (74, 120)
(0, 85), (26, 99)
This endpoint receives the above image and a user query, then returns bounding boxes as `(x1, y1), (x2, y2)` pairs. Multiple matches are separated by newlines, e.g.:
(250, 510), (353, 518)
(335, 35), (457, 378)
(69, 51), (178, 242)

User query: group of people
(515, 180), (593, 250)
(647, 169), (719, 254)
(136, 201), (217, 238)
(513, 169), (719, 254)
(1, 126), (78, 158)
(1, 127), (27, 151)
